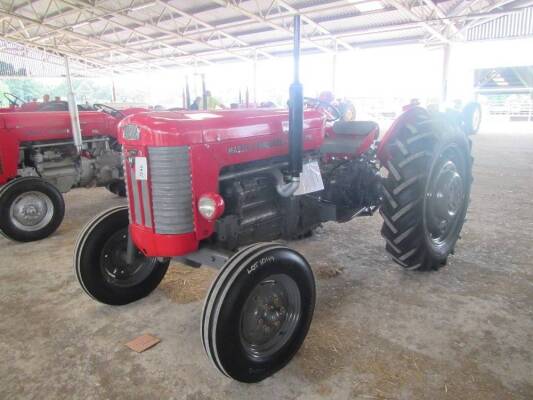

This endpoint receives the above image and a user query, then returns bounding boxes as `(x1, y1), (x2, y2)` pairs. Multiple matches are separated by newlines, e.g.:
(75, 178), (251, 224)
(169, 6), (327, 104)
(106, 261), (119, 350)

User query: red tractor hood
(118, 109), (325, 146)
(0, 111), (120, 142)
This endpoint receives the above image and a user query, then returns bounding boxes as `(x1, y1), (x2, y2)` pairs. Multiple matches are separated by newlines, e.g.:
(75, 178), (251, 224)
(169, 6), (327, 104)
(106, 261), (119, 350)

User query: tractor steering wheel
(94, 103), (126, 119)
(4, 92), (25, 107)
(303, 97), (341, 122)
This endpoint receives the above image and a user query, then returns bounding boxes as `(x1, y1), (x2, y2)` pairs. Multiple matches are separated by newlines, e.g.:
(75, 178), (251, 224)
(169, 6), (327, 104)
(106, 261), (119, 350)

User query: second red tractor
(0, 98), (147, 242)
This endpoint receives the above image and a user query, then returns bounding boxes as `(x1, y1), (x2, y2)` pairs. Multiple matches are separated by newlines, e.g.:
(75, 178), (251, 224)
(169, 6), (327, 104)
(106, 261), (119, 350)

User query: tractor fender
(376, 106), (430, 163)
(0, 125), (20, 185)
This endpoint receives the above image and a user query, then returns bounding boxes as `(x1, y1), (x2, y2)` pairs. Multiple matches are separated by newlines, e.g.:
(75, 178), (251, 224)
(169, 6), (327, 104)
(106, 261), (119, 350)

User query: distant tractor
(75, 17), (475, 383)
(0, 98), (147, 242)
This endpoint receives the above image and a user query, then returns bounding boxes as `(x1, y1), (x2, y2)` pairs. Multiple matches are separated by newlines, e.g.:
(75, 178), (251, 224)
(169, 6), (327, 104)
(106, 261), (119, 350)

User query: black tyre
(0, 177), (65, 242)
(74, 205), (169, 305)
(106, 180), (127, 197)
(462, 102), (481, 135)
(202, 243), (315, 383)
(380, 108), (473, 271)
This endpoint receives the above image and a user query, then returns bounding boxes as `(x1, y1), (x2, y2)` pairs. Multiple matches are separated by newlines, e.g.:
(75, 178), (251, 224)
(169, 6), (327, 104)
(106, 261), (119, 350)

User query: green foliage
(0, 77), (113, 105)
(1, 79), (45, 102)
(0, 81), (10, 107)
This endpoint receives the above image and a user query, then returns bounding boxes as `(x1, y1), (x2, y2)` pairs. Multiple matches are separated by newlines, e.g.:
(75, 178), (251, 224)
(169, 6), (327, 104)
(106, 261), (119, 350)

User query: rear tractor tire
(380, 109), (473, 271)
(0, 177), (65, 242)
(74, 205), (169, 305)
(462, 102), (482, 135)
(202, 243), (315, 383)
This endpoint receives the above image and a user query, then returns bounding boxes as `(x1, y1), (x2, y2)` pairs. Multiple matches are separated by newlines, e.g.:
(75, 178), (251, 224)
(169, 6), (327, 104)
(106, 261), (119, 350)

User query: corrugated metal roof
(0, 0), (531, 75)
(467, 7), (533, 41)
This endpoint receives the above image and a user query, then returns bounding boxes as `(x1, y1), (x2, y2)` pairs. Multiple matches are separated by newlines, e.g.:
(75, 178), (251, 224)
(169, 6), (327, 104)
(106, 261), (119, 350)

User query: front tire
(380, 109), (473, 271)
(74, 205), (169, 305)
(202, 243), (315, 383)
(0, 177), (65, 242)
(106, 180), (127, 197)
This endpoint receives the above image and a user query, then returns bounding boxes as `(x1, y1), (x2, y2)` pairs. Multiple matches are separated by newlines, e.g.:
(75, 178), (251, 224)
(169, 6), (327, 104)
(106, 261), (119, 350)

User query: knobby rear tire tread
(380, 111), (473, 271)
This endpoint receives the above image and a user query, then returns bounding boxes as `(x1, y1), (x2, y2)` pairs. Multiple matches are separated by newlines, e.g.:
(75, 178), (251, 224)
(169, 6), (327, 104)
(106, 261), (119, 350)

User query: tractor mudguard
(0, 126), (20, 185)
(376, 106), (429, 164)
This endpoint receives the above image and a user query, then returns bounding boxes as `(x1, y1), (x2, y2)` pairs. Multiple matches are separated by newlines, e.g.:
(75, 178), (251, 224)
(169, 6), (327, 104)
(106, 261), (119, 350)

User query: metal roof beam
(170, 0), (355, 38)
(19, 0), (263, 63)
(155, 0), (274, 59)
(73, 9), (247, 63)
(6, 0), (355, 61)
(0, 9), (167, 70)
(0, 34), (125, 74)
(50, 0), (219, 65)
(210, 0), (334, 53)
(382, 0), (451, 43)
(273, 0), (353, 50)
(420, 0), (464, 39)
(447, 0), (520, 39)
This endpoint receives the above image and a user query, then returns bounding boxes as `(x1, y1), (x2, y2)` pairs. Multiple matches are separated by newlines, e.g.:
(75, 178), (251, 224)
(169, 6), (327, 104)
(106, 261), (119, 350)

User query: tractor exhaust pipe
(277, 15), (303, 197)
(64, 56), (83, 153)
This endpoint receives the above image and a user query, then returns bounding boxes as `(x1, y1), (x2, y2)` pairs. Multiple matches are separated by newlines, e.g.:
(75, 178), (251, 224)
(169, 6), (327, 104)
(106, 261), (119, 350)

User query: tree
(0, 81), (10, 107)
(4, 79), (44, 101)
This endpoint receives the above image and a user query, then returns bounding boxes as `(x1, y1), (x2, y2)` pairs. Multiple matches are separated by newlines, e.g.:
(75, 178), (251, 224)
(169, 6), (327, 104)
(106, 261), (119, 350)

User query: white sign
(135, 157), (148, 180)
(294, 161), (324, 196)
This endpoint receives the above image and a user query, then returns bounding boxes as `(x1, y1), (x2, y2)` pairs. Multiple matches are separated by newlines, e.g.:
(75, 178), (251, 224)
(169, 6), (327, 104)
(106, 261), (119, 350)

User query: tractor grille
(148, 146), (194, 234)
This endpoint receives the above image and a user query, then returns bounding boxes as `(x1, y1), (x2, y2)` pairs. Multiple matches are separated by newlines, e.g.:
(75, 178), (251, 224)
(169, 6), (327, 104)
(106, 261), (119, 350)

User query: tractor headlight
(123, 124), (140, 140)
(198, 193), (225, 221)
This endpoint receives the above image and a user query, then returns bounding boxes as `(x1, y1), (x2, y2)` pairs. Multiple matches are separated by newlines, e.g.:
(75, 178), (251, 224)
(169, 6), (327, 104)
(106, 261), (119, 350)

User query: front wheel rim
(99, 228), (157, 287)
(9, 191), (54, 232)
(239, 274), (301, 361)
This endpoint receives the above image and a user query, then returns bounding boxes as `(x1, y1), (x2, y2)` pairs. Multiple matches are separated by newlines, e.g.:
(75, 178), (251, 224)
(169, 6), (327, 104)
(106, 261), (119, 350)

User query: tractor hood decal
(227, 138), (286, 154)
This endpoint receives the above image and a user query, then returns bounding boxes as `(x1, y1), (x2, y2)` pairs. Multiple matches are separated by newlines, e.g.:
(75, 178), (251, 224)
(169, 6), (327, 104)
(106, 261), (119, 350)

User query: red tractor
(0, 98), (147, 242)
(75, 17), (473, 383)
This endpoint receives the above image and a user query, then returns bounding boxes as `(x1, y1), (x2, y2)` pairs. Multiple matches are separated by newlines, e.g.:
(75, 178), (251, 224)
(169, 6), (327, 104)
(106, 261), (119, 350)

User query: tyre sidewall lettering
(246, 255), (276, 275)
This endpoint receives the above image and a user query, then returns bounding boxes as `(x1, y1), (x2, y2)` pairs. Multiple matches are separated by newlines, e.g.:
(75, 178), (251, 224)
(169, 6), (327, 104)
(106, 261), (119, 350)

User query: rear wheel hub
(10, 191), (54, 231)
(426, 157), (466, 245)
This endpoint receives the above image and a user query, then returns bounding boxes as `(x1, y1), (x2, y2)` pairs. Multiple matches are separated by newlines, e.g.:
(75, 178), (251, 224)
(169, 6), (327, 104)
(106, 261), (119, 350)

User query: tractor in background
(0, 100), (148, 242)
(75, 17), (474, 383)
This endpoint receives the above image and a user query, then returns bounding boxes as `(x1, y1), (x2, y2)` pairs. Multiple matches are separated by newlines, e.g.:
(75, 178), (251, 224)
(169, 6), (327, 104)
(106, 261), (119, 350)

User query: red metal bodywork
(0, 102), (43, 113)
(0, 108), (146, 185)
(376, 107), (426, 163)
(119, 109), (383, 258)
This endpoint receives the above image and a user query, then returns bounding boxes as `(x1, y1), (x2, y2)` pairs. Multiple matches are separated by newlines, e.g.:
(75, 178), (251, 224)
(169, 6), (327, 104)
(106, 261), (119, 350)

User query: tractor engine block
(214, 159), (326, 251)
(24, 138), (123, 193)
(216, 173), (284, 250)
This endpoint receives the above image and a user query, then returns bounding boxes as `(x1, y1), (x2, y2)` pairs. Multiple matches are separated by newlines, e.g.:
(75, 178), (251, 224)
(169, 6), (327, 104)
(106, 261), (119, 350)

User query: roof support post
(64, 56), (83, 153)
(112, 80), (117, 103)
(332, 40), (338, 95)
(253, 50), (258, 105)
(441, 43), (451, 104)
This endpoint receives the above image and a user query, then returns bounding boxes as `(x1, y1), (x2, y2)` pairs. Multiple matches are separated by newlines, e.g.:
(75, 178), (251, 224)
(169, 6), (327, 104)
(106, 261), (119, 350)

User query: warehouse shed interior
(0, 1), (532, 399)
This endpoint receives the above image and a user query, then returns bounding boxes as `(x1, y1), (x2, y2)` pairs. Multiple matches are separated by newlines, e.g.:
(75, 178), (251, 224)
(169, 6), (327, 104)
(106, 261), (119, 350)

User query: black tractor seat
(321, 120), (379, 155)
(332, 121), (379, 137)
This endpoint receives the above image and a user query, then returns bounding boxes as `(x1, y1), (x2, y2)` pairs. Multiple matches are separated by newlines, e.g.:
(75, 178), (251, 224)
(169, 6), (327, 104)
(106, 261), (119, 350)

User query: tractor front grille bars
(148, 146), (194, 235)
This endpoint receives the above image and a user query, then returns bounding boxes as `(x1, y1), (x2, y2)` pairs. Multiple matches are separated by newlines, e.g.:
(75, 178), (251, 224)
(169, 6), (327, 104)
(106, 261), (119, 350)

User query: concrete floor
(1, 133), (532, 400)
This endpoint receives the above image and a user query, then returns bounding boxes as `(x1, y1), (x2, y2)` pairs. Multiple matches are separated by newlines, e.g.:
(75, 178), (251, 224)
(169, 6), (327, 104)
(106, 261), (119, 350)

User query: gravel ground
(0, 132), (532, 400)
